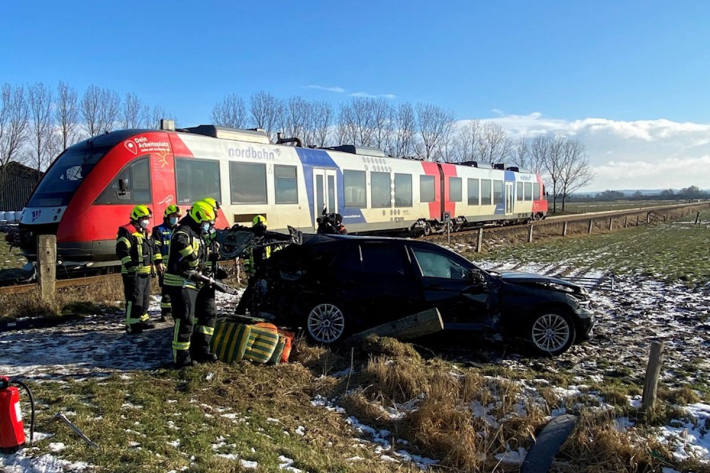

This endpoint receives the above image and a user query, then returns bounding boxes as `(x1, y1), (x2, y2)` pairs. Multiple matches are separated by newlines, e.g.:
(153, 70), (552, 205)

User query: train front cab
(20, 130), (181, 265)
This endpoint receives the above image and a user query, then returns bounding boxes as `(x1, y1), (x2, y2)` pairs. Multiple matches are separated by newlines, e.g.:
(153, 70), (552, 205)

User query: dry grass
(0, 275), (125, 318)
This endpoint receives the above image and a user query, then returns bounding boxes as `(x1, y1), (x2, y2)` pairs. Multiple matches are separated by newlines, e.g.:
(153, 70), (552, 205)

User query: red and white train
(19, 123), (547, 266)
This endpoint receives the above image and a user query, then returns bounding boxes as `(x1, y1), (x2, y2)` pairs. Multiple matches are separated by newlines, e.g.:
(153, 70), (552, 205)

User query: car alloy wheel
(530, 313), (573, 355)
(307, 303), (346, 344)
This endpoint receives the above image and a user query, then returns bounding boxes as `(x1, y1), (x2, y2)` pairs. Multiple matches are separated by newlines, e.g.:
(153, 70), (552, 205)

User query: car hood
(498, 271), (584, 294)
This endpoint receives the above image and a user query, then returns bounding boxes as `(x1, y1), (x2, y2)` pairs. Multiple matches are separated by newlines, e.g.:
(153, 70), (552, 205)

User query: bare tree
(144, 105), (171, 130)
(212, 93), (247, 128)
(539, 136), (566, 213)
(559, 139), (592, 211)
(512, 137), (530, 169)
(415, 103), (453, 161)
(449, 119), (481, 162)
(0, 84), (29, 172)
(476, 122), (512, 164)
(529, 135), (550, 175)
(283, 96), (311, 144)
(370, 98), (393, 151)
(336, 102), (357, 145)
(28, 82), (57, 175)
(122, 92), (147, 129)
(311, 101), (332, 147)
(56, 81), (79, 150)
(81, 85), (120, 136)
(249, 91), (283, 139)
(389, 103), (416, 158)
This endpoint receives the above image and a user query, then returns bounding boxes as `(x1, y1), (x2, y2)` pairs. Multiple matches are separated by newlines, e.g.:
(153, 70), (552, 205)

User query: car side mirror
(468, 269), (486, 286)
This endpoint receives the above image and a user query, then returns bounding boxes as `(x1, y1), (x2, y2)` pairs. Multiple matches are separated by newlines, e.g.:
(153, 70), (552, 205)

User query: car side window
(411, 247), (468, 280)
(360, 243), (407, 276)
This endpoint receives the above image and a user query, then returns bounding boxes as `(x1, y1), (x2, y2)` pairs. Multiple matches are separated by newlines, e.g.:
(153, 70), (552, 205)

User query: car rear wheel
(529, 312), (576, 355)
(306, 302), (347, 344)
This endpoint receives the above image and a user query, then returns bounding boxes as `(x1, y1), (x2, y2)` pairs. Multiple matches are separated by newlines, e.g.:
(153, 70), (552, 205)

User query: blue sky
(2, 0), (710, 189)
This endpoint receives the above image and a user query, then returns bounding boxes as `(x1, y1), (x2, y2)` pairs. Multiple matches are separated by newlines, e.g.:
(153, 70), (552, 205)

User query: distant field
(552, 199), (687, 215)
(475, 208), (710, 286)
(0, 232), (26, 269)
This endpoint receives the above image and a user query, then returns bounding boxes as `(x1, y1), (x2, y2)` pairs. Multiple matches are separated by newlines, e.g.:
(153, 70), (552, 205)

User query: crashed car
(257, 235), (595, 355)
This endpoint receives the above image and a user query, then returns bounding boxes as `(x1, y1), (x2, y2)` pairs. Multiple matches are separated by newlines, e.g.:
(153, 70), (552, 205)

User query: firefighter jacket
(116, 224), (153, 275)
(164, 217), (208, 290)
(244, 245), (271, 276)
(151, 222), (174, 263)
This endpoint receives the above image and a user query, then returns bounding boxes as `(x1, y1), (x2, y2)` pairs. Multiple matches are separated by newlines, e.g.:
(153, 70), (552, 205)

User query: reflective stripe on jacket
(164, 219), (208, 288)
(116, 224), (153, 275)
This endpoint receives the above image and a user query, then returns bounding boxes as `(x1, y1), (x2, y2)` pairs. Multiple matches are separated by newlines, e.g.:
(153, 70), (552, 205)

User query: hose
(12, 380), (35, 445)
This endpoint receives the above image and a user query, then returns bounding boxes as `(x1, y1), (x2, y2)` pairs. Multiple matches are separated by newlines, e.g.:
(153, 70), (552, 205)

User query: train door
(313, 169), (338, 227)
(505, 182), (514, 215)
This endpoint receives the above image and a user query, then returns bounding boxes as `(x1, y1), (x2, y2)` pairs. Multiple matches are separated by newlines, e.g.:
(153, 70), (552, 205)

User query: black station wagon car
(258, 235), (595, 355)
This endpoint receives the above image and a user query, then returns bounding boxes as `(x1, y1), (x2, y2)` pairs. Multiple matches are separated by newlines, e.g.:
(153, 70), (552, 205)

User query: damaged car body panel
(256, 235), (595, 355)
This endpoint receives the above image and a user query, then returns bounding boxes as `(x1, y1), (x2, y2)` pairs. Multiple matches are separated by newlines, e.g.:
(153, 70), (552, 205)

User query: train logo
(124, 140), (138, 155)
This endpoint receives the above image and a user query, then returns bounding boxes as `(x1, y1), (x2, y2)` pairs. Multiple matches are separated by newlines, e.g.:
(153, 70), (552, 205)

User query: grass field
(465, 208), (710, 287)
(0, 232), (27, 269)
(551, 199), (690, 215)
(2, 209), (709, 472)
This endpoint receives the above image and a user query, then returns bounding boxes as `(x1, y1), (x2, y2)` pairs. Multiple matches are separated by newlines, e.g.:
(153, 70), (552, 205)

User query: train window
(449, 177), (462, 202)
(525, 182), (533, 200)
(175, 158), (221, 205)
(229, 162), (266, 204)
(344, 170), (366, 208)
(517, 182), (524, 201)
(371, 172), (391, 208)
(95, 157), (151, 204)
(533, 183), (541, 199)
(493, 180), (504, 205)
(274, 165), (298, 204)
(394, 173), (412, 207)
(467, 178), (479, 205)
(481, 180), (492, 205)
(420, 175), (435, 203)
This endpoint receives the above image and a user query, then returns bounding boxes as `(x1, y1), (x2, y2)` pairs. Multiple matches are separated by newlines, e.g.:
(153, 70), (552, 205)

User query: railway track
(0, 201), (706, 295)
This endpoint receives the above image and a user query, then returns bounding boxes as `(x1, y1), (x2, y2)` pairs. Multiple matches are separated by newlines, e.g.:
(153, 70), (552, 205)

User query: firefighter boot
(174, 350), (193, 368)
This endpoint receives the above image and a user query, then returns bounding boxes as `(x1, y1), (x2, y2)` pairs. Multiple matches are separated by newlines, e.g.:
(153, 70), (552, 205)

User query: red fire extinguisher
(0, 376), (35, 453)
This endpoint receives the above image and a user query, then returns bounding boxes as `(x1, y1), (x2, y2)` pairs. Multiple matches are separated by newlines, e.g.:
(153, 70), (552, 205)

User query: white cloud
(305, 84), (346, 93)
(460, 113), (710, 191)
(349, 91), (397, 99)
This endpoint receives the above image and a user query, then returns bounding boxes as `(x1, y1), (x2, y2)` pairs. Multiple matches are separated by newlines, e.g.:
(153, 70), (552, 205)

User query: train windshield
(27, 142), (109, 207)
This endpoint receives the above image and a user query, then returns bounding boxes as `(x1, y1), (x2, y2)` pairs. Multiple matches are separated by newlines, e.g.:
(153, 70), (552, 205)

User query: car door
(349, 241), (425, 331)
(408, 244), (492, 330)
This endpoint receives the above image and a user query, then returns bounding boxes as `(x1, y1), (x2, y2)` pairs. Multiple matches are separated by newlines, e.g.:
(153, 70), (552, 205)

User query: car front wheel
(306, 302), (347, 344)
(529, 311), (576, 355)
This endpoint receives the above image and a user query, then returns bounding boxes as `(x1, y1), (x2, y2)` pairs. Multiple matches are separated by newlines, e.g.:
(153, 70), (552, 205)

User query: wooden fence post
(624, 216), (628, 228)
(476, 227), (483, 253)
(642, 341), (664, 414)
(527, 224), (534, 243)
(636, 215), (640, 226)
(587, 219), (593, 234)
(695, 211), (701, 224)
(38, 234), (57, 304)
(647, 213), (651, 224)
(608, 218), (613, 231)
(562, 221), (568, 236)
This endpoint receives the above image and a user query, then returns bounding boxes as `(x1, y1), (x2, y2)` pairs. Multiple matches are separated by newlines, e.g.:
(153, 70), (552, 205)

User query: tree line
(591, 186), (708, 201)
(0, 82), (168, 180)
(212, 92), (592, 211)
(1, 82), (592, 212)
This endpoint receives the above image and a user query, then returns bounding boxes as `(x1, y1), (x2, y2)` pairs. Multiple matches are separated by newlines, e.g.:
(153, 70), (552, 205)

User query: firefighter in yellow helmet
(116, 205), (155, 334)
(235, 215), (270, 315)
(164, 201), (218, 367)
(151, 204), (182, 321)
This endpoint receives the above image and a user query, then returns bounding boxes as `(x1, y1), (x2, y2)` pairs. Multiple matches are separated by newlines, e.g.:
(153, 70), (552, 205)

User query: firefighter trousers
(122, 274), (150, 331)
(169, 284), (216, 364)
(157, 274), (171, 318)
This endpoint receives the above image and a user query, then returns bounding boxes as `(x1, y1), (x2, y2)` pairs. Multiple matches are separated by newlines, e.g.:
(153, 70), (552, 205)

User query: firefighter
(116, 205), (155, 334)
(164, 201), (218, 367)
(234, 215), (270, 315)
(151, 204), (182, 321)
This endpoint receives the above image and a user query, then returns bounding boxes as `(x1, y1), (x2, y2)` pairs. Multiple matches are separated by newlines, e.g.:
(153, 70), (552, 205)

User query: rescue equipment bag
(242, 325), (280, 363)
(255, 323), (294, 363)
(210, 320), (252, 363)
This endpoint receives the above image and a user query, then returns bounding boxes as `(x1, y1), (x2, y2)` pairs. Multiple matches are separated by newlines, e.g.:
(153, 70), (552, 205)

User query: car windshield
(27, 141), (110, 207)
